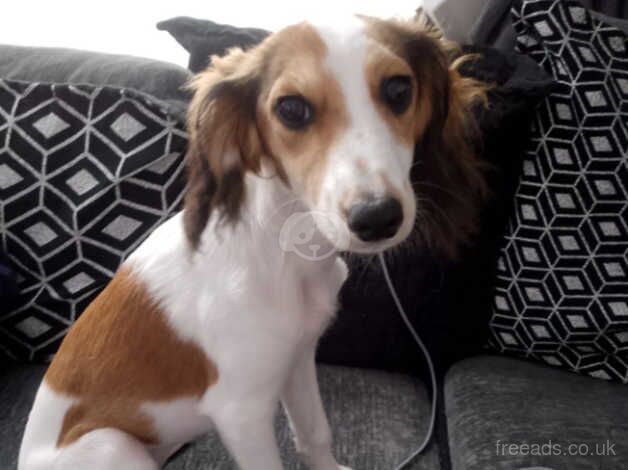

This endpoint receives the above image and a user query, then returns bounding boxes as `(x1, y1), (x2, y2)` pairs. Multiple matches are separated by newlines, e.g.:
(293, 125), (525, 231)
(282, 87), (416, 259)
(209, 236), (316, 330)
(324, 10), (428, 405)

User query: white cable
(378, 253), (438, 470)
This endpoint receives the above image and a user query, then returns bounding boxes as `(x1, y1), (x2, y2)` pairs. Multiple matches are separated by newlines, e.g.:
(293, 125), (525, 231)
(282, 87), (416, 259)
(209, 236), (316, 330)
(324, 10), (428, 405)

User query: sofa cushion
(489, 0), (628, 382)
(0, 79), (187, 361)
(445, 355), (628, 470)
(0, 362), (441, 470)
(0, 251), (18, 309)
(157, 17), (269, 74)
(0, 360), (46, 468)
(468, 0), (628, 51)
(0, 45), (192, 116)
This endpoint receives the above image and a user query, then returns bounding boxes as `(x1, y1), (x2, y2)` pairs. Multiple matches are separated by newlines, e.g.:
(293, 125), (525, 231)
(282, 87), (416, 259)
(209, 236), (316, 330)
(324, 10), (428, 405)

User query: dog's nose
(347, 197), (403, 242)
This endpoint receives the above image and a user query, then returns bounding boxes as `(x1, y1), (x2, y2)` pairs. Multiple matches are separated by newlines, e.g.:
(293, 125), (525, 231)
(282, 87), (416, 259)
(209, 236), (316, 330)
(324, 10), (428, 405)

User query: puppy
(19, 15), (485, 470)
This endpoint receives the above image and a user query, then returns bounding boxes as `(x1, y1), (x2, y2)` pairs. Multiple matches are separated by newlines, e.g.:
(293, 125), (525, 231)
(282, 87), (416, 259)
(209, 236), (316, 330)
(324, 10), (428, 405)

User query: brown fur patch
(364, 17), (488, 258)
(258, 24), (348, 204)
(183, 23), (349, 247)
(364, 43), (419, 148)
(363, 16), (451, 140)
(183, 47), (266, 249)
(45, 267), (217, 447)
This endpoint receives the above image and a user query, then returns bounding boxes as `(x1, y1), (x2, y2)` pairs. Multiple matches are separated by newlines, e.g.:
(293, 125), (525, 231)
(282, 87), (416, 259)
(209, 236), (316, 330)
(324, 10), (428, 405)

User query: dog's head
(184, 16), (486, 257)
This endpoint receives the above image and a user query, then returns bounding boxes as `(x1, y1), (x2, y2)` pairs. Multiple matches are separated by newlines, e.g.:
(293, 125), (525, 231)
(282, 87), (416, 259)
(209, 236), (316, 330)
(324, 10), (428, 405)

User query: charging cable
(378, 253), (438, 470)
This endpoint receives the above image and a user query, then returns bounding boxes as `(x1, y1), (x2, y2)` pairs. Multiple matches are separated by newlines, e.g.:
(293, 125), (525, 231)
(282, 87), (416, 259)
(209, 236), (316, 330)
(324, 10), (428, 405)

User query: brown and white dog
(19, 15), (485, 470)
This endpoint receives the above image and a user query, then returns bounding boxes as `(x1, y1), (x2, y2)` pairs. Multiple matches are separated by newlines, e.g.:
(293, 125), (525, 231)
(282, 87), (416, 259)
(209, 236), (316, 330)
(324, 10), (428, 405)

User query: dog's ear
(183, 48), (266, 249)
(413, 52), (488, 259)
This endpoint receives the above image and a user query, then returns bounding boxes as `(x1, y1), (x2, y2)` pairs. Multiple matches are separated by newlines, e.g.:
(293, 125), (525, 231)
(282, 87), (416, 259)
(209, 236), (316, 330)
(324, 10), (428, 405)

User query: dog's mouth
(322, 213), (415, 255)
(344, 227), (412, 254)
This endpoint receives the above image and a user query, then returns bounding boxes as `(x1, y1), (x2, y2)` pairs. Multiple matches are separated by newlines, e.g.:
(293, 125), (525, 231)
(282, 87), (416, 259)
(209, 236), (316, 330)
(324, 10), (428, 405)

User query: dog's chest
(216, 253), (348, 346)
(295, 257), (348, 338)
(127, 215), (348, 405)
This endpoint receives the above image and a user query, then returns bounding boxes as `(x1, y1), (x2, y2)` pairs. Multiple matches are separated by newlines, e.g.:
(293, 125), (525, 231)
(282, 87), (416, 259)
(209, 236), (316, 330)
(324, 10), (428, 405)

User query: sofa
(1, 1), (627, 469)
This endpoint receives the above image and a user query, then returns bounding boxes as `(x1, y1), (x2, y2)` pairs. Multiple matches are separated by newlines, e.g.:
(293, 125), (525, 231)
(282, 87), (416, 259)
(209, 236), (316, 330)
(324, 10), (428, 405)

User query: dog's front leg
(281, 346), (352, 470)
(212, 400), (283, 470)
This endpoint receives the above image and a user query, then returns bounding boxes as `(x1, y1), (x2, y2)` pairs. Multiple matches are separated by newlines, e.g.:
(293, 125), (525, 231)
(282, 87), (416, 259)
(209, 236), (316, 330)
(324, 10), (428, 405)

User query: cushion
(0, 252), (18, 309)
(0, 45), (192, 117)
(445, 355), (628, 470)
(157, 17), (269, 73)
(0, 79), (187, 361)
(0, 363), (441, 470)
(489, 0), (628, 382)
(469, 0), (628, 51)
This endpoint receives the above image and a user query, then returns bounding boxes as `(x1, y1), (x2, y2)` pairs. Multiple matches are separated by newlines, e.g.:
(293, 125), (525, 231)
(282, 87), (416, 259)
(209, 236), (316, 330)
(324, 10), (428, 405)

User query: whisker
(354, 253), (377, 287)
(418, 197), (458, 231)
(412, 181), (471, 207)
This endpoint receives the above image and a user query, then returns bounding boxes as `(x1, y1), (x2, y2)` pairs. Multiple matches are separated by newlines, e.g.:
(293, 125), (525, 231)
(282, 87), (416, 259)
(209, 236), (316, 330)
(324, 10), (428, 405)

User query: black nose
(347, 197), (403, 242)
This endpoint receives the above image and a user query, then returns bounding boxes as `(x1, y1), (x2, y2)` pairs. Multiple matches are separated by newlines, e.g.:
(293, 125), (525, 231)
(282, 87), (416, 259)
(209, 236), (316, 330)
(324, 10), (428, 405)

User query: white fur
(18, 384), (74, 470)
(19, 17), (417, 470)
(312, 19), (417, 253)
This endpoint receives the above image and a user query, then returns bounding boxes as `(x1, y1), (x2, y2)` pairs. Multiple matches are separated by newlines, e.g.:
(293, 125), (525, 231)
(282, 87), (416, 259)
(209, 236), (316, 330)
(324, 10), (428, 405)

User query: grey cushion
(445, 356), (628, 470)
(0, 45), (192, 116)
(0, 362), (440, 470)
(0, 361), (45, 468)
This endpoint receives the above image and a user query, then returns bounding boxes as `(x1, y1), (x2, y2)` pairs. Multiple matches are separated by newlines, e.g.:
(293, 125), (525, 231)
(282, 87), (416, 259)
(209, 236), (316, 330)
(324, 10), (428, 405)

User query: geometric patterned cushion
(0, 79), (187, 361)
(489, 0), (628, 382)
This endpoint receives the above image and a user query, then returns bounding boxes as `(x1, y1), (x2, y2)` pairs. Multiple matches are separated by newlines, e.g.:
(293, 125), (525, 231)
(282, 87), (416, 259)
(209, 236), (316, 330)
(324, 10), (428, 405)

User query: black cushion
(445, 355), (628, 470)
(0, 252), (18, 317)
(157, 17), (269, 73)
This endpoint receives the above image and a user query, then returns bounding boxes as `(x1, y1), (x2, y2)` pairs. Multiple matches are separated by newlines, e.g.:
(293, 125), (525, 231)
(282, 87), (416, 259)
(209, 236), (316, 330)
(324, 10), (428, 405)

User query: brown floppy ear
(413, 53), (488, 259)
(364, 16), (488, 258)
(183, 48), (266, 249)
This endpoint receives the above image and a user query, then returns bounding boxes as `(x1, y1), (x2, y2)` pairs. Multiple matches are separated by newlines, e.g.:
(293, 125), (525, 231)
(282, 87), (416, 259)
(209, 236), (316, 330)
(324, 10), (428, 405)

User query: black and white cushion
(0, 79), (187, 361)
(490, 0), (628, 382)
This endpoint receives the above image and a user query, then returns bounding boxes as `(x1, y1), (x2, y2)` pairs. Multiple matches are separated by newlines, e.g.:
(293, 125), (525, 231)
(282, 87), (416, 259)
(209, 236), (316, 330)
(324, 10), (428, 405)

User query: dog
(19, 15), (485, 470)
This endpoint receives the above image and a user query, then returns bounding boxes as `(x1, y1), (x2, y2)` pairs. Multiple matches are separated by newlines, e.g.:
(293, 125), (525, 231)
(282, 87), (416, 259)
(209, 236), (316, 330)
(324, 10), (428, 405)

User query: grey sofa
(2, 355), (627, 469)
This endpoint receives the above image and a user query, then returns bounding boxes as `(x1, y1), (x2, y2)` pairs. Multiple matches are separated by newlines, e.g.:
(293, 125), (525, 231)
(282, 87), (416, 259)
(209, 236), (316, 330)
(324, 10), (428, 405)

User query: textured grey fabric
(0, 45), (191, 116)
(0, 363), (440, 470)
(165, 365), (440, 470)
(445, 356), (628, 470)
(0, 361), (46, 468)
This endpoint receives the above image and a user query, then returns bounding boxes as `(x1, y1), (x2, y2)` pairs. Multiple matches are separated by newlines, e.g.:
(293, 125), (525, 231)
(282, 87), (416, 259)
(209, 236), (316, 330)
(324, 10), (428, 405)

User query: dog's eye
(381, 76), (412, 115)
(275, 96), (313, 130)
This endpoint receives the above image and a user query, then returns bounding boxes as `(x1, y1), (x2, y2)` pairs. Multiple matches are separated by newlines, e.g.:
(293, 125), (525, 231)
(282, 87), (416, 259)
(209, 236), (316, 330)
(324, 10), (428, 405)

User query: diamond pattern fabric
(490, 0), (628, 382)
(0, 80), (187, 361)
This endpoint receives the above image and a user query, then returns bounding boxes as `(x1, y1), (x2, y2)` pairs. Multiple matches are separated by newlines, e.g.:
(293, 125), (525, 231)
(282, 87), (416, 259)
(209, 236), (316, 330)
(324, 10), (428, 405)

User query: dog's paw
(338, 466), (354, 470)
